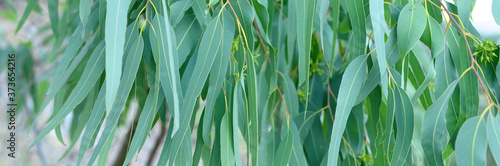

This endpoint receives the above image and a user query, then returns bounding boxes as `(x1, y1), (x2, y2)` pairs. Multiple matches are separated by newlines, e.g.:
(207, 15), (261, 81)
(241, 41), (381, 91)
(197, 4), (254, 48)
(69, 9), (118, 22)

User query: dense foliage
(17, 0), (500, 165)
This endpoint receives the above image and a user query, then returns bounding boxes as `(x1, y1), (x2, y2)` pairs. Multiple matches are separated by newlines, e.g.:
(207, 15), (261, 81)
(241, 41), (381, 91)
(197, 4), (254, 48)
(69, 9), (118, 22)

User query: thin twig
(438, 0), (500, 110)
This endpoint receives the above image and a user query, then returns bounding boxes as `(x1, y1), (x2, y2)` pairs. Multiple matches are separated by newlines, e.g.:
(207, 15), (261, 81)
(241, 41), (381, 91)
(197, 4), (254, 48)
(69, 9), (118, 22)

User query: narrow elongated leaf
(192, 0), (211, 28)
(35, 4), (100, 125)
(80, 0), (92, 32)
(447, 27), (479, 118)
(390, 84), (414, 165)
(123, 84), (164, 165)
(369, 0), (388, 96)
(150, 11), (183, 135)
(274, 126), (293, 166)
(420, 16), (445, 58)
(202, 10), (234, 145)
(48, 0), (59, 38)
(175, 15), (202, 65)
(329, 0), (341, 75)
(87, 36), (148, 165)
(105, 0), (132, 113)
(97, 128), (115, 166)
(287, 0), (297, 67)
(234, 78), (244, 166)
(16, 0), (37, 33)
(422, 80), (459, 166)
(28, 41), (106, 150)
(169, 0), (195, 26)
(76, 86), (106, 166)
(327, 55), (368, 166)
(488, 114), (500, 164)
(397, 3), (426, 56)
(221, 113), (235, 166)
(341, 0), (366, 61)
(410, 60), (435, 105)
(296, 0), (316, 110)
(455, 116), (487, 166)
(169, 15), (223, 165)
(287, 119), (308, 166)
(228, 0), (254, 50)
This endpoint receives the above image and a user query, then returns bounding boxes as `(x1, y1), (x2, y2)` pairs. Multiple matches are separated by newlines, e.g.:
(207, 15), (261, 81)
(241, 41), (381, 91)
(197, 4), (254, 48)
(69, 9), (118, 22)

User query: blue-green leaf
(397, 3), (427, 56)
(488, 113), (500, 164)
(274, 126), (293, 166)
(390, 83), (414, 165)
(422, 80), (459, 166)
(369, 0), (388, 96)
(105, 0), (132, 113)
(493, 0), (500, 25)
(151, 9), (183, 135)
(327, 55), (368, 166)
(169, 14), (223, 166)
(455, 116), (487, 166)
(28, 41), (106, 150)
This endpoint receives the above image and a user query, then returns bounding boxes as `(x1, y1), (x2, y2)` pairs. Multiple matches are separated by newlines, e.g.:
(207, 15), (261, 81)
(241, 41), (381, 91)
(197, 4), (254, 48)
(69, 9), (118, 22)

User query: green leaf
(420, 16), (445, 58)
(341, 0), (366, 61)
(296, 0), (316, 110)
(105, 0), (132, 113)
(123, 83), (164, 165)
(169, 0), (195, 26)
(390, 83), (414, 165)
(16, 0), (37, 33)
(327, 55), (368, 166)
(80, 0), (92, 34)
(169, 14), (223, 165)
(48, 0), (59, 38)
(192, 0), (211, 28)
(493, 0), (500, 25)
(397, 3), (427, 56)
(274, 126), (293, 166)
(253, 0), (269, 33)
(76, 86), (106, 166)
(410, 54), (435, 106)
(175, 15), (202, 65)
(193, 112), (212, 166)
(87, 35), (147, 165)
(97, 128), (115, 166)
(150, 11), (183, 135)
(455, 116), (487, 166)
(369, 0), (388, 96)
(488, 113), (500, 164)
(28, 41), (106, 150)
(234, 77), (244, 166)
(228, 0), (254, 50)
(287, 119), (308, 166)
(31, 4), (100, 130)
(244, 19), (260, 166)
(202, 9), (234, 146)
(422, 80), (459, 166)
(221, 113), (235, 166)
(447, 26), (479, 118)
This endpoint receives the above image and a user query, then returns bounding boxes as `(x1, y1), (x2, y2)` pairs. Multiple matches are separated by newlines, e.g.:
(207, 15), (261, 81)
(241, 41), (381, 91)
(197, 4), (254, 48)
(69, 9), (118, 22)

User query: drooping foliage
(16, 0), (500, 165)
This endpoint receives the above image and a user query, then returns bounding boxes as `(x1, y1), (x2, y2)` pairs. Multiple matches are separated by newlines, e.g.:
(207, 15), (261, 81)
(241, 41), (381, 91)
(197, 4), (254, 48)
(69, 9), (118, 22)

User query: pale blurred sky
(470, 0), (500, 42)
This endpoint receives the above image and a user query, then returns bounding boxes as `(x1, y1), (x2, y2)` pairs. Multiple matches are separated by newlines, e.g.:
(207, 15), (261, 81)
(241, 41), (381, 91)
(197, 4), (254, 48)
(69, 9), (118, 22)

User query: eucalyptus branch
(437, 0), (500, 110)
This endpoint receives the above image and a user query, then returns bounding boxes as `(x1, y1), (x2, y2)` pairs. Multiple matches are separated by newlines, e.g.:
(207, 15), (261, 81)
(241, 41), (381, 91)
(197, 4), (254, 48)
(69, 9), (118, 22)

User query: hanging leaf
(327, 55), (368, 166)
(397, 3), (427, 56)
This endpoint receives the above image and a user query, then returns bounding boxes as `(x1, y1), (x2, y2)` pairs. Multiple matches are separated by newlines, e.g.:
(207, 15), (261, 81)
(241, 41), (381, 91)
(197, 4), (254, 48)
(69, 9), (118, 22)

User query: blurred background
(0, 1), (171, 165)
(0, 0), (499, 165)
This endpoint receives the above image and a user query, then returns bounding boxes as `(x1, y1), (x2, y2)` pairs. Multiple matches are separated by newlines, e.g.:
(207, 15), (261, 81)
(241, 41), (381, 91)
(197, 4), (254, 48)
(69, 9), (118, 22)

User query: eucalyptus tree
(18, 0), (500, 165)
